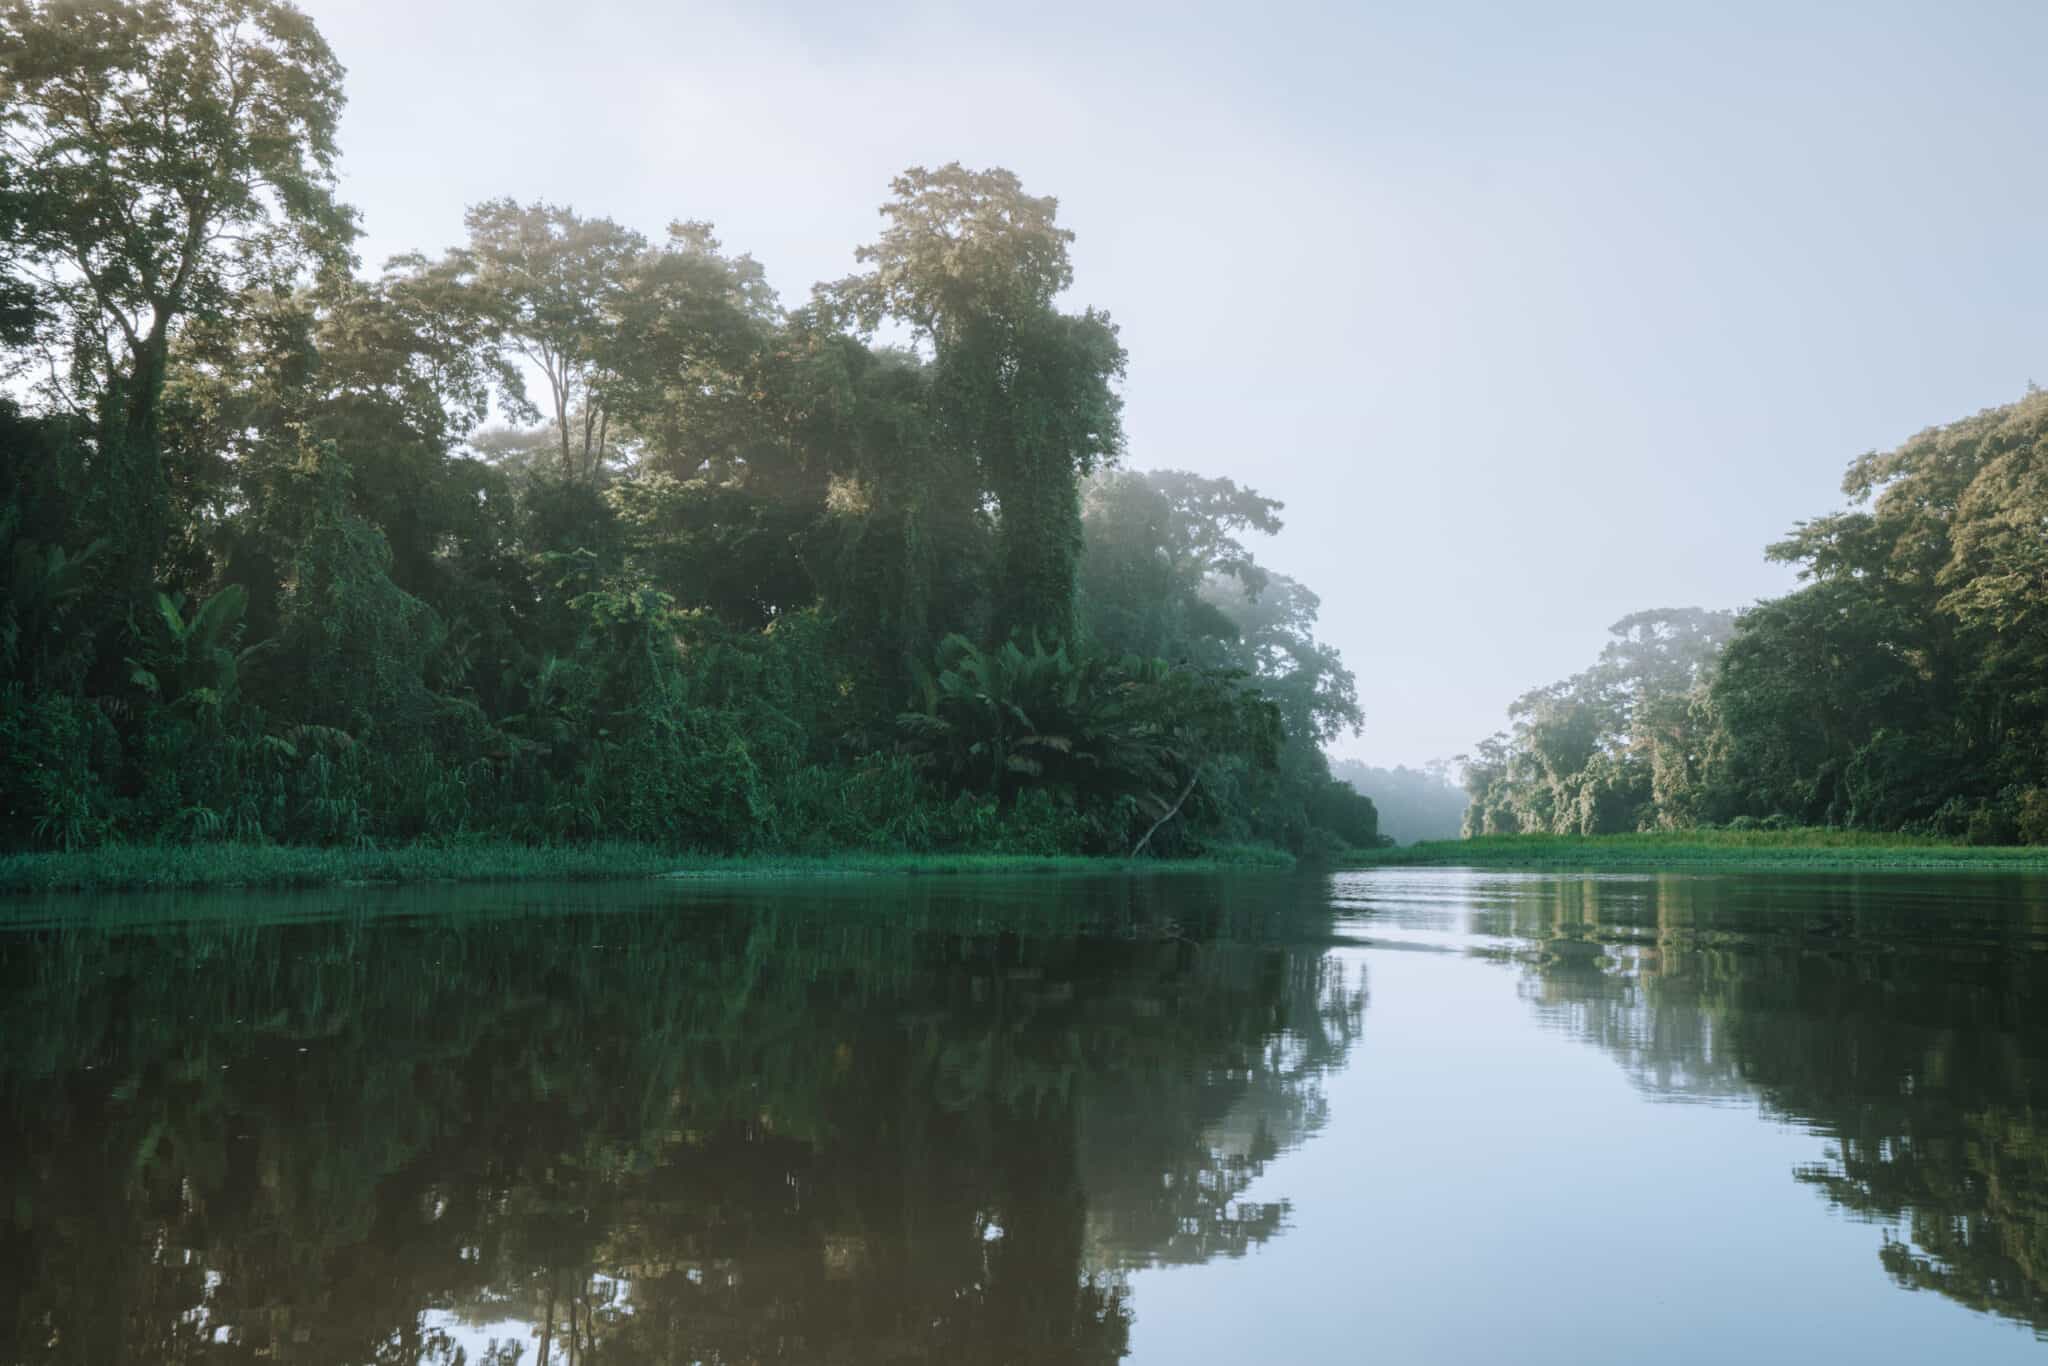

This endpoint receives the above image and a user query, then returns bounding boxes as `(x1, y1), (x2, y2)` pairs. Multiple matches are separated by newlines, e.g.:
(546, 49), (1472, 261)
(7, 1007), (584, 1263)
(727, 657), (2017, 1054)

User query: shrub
(0, 686), (118, 849)
(2018, 789), (2048, 846)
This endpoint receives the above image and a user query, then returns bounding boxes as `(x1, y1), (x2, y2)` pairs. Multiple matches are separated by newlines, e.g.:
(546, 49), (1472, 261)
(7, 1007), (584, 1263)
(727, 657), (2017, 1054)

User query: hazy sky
(301, 0), (2048, 768)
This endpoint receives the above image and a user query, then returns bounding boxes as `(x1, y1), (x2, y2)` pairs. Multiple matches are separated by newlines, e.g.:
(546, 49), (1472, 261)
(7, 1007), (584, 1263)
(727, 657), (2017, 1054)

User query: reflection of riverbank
(0, 843), (1300, 899)
(1452, 870), (2048, 1336)
(1084, 955), (1366, 1276)
(1353, 832), (2048, 872)
(0, 876), (1357, 1364)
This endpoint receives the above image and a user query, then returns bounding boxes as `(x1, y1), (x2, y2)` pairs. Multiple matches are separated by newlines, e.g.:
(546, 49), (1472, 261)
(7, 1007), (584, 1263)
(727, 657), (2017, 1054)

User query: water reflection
(0, 877), (1359, 1364)
(1420, 870), (2048, 1337)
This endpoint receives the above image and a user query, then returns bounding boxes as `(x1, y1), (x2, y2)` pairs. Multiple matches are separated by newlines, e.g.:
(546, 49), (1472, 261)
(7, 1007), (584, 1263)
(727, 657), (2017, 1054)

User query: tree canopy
(1460, 385), (2048, 844)
(0, 4), (1373, 861)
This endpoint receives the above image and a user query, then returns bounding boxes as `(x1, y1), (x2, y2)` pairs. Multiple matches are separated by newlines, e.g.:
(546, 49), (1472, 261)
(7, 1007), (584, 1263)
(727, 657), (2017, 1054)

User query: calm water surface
(4, 868), (2047, 1363)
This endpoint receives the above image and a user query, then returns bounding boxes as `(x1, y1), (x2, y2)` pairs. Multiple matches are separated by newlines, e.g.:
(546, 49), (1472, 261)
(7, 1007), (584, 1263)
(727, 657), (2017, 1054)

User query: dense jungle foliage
(1462, 385), (2048, 843)
(0, 0), (1379, 859)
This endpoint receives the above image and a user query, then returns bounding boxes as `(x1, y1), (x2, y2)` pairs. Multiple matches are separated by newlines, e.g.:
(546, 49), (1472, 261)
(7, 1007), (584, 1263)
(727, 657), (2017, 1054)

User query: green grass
(1347, 829), (2048, 871)
(0, 839), (1296, 897)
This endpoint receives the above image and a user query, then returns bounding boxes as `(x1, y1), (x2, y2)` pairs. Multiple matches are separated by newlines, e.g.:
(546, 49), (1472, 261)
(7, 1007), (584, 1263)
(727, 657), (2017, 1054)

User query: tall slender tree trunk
(1132, 771), (1200, 857)
(554, 359), (574, 478)
(102, 329), (173, 595)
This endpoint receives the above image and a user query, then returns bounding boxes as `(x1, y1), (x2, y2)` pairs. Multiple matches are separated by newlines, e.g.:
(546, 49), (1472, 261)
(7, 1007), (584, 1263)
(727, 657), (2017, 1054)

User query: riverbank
(1348, 830), (2048, 871)
(0, 840), (1297, 896)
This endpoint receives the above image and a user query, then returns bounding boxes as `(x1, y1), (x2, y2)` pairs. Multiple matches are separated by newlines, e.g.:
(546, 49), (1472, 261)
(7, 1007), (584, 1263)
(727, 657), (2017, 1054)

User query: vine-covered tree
(842, 165), (1126, 645)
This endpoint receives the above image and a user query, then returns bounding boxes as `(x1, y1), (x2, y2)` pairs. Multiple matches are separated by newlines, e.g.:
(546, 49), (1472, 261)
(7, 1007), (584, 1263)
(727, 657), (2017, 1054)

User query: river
(2, 867), (2044, 1362)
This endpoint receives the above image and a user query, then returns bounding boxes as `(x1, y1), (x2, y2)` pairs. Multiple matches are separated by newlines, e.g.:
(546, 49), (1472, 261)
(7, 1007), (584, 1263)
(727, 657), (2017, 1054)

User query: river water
(2, 867), (2045, 1363)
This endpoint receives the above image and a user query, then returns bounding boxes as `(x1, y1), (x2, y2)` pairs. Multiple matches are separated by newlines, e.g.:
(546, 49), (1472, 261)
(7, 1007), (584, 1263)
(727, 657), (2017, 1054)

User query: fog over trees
(1329, 761), (1465, 845)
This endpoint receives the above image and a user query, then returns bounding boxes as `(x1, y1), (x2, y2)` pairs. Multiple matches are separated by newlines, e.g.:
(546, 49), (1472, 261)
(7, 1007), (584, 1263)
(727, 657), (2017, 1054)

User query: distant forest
(1331, 761), (1467, 845)
(0, 0), (1380, 857)
(1463, 385), (2048, 844)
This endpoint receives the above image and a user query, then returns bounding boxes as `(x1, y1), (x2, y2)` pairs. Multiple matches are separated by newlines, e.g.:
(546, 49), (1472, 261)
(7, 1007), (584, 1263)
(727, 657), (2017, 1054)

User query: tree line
(0, 0), (1379, 858)
(1462, 385), (2048, 843)
(1330, 759), (1467, 844)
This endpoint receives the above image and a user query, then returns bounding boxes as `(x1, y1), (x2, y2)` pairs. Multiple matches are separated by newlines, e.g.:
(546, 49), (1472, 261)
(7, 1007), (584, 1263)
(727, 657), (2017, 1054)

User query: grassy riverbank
(1350, 830), (2048, 871)
(0, 840), (1297, 897)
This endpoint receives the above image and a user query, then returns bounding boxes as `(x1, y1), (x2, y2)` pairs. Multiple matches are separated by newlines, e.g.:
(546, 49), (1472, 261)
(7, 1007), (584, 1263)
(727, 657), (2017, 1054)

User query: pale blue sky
(303, 0), (2048, 767)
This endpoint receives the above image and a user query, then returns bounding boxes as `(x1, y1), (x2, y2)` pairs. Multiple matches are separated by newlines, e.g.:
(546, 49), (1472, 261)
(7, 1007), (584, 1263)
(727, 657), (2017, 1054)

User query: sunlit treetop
(0, 0), (355, 407)
(843, 163), (1075, 344)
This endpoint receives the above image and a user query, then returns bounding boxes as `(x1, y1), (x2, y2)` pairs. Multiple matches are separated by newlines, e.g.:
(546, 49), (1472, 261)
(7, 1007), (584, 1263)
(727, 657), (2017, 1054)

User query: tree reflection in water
(0, 876), (1361, 1364)
(1482, 872), (2048, 1336)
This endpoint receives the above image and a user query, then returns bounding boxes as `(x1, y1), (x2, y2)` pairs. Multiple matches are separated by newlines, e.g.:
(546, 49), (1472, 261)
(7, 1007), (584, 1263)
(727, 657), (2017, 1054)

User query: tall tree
(1203, 573), (1362, 747)
(1079, 469), (1280, 662)
(1700, 387), (2048, 832)
(407, 199), (646, 479)
(1460, 607), (1733, 835)
(842, 165), (1125, 644)
(0, 0), (353, 587)
(601, 220), (777, 474)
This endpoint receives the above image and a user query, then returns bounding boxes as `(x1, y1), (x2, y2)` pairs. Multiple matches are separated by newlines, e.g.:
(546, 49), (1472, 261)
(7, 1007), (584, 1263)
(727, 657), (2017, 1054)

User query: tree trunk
(102, 327), (173, 595)
(1132, 771), (1200, 857)
(555, 360), (574, 478)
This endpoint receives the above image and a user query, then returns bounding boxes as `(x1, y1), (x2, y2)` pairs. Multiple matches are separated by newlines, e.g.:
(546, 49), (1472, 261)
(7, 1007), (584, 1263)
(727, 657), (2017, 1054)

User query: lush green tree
(0, 401), (101, 692)
(1461, 387), (2048, 842)
(0, 0), (352, 589)
(1204, 573), (1361, 747)
(1460, 607), (1733, 835)
(402, 199), (647, 478)
(842, 165), (1126, 645)
(896, 634), (1282, 853)
(602, 220), (777, 471)
(1079, 468), (1279, 663)
(269, 450), (444, 731)
(1703, 386), (2048, 837)
(1598, 607), (1733, 723)
(809, 333), (988, 692)
(1705, 580), (1931, 825)
(1074, 468), (1370, 853)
